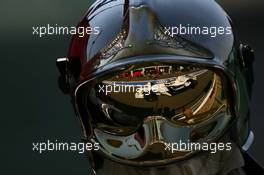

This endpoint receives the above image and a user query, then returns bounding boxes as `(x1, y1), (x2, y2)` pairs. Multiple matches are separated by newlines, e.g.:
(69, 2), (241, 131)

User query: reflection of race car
(135, 82), (171, 101)
(136, 90), (158, 102)
(166, 75), (197, 94)
(135, 70), (205, 100)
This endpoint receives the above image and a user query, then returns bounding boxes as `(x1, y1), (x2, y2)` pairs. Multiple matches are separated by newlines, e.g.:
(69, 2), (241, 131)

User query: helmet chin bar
(56, 57), (81, 94)
(56, 57), (70, 94)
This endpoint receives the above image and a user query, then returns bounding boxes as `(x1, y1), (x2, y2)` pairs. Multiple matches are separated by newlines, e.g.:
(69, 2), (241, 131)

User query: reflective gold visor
(77, 63), (232, 135)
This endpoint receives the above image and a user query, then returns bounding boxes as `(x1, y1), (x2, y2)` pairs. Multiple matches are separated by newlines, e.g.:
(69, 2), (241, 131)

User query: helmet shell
(64, 0), (253, 156)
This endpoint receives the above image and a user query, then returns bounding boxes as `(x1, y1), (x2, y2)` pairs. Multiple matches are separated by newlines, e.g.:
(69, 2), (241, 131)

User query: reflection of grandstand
(144, 66), (172, 76)
(113, 65), (173, 80)
(131, 65), (173, 77)
(113, 65), (203, 81)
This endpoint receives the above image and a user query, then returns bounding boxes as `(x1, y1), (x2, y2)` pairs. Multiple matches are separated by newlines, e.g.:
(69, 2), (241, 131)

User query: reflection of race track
(103, 69), (214, 114)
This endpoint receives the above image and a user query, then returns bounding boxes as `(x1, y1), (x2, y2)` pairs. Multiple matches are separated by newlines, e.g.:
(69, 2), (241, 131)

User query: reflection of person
(56, 0), (263, 174)
(183, 106), (193, 118)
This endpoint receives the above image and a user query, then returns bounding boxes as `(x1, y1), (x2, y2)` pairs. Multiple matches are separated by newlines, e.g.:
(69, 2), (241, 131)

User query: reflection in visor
(85, 64), (229, 135)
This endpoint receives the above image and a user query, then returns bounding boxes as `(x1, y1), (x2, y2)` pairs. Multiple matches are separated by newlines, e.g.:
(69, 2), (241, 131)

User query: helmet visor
(75, 63), (233, 136)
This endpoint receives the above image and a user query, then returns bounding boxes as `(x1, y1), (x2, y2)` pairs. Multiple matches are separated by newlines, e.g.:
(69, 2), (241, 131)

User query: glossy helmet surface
(57, 0), (254, 166)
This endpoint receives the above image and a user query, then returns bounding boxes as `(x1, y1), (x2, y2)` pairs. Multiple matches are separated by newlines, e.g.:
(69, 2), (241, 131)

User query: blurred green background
(0, 0), (263, 174)
(1, 0), (95, 174)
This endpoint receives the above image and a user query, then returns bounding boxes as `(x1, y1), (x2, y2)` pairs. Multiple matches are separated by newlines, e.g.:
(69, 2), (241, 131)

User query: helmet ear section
(56, 57), (71, 94)
(56, 17), (89, 94)
(56, 57), (81, 94)
(56, 57), (92, 139)
(239, 44), (255, 97)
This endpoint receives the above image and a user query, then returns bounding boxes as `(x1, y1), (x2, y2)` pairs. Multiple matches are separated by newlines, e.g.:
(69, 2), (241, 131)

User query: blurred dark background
(0, 0), (263, 174)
